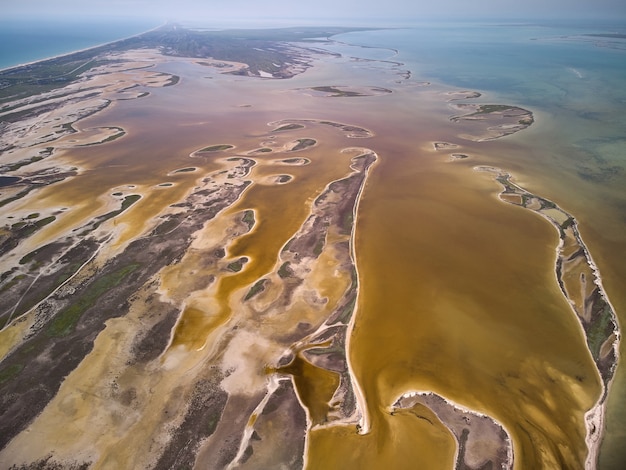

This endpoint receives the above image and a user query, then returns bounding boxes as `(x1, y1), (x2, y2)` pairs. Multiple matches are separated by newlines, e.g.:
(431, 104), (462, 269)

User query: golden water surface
(4, 42), (619, 468)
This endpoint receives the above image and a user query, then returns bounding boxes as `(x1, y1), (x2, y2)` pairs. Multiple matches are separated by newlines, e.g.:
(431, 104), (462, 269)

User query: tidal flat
(0, 23), (624, 469)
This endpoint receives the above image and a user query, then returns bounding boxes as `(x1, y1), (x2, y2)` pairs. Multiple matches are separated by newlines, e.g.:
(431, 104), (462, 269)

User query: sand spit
(475, 165), (620, 469)
(391, 391), (513, 470)
(295, 85), (393, 98)
(433, 141), (460, 151)
(269, 119), (373, 139)
(450, 103), (534, 141)
(443, 90), (482, 101)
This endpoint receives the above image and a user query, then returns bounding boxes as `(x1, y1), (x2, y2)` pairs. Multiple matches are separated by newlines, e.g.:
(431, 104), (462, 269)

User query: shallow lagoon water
(1, 20), (624, 468)
(330, 22), (626, 468)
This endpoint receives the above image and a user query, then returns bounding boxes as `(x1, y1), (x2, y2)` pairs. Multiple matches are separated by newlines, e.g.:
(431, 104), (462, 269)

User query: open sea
(0, 18), (160, 70)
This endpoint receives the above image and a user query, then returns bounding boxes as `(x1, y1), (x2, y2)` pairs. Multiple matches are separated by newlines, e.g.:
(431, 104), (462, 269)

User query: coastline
(475, 165), (621, 468)
(0, 22), (165, 74)
(391, 390), (514, 469)
(344, 147), (378, 436)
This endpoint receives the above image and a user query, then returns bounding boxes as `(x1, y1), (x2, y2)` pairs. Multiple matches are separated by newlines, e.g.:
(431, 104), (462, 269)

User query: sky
(3, 0), (626, 24)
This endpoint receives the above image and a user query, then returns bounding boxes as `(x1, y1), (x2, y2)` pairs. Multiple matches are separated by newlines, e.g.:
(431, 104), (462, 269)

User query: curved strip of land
(391, 391), (513, 469)
(268, 119), (373, 138)
(450, 104), (534, 141)
(475, 165), (620, 469)
(296, 85), (392, 98)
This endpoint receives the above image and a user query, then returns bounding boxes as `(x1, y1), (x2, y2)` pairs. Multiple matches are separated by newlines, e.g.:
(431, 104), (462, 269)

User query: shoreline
(343, 147), (378, 436)
(391, 390), (514, 469)
(0, 22), (165, 74)
(475, 165), (621, 468)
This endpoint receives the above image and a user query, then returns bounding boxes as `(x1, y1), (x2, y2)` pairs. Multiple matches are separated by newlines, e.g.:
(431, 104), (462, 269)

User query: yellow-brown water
(1, 33), (622, 468)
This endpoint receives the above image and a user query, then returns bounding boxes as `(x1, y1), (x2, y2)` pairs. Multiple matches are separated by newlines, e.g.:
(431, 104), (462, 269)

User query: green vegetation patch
(19, 245), (49, 265)
(278, 262), (292, 278)
(587, 302), (615, 360)
(1, 156), (44, 173)
(281, 158), (306, 164)
(151, 216), (183, 236)
(0, 273), (26, 297)
(518, 117), (534, 125)
(173, 167), (197, 173)
(311, 86), (364, 97)
(475, 104), (513, 114)
(9, 215), (56, 240)
(290, 138), (316, 152)
(120, 194), (141, 211)
(313, 236), (325, 257)
(79, 127), (126, 146)
(0, 363), (24, 385)
(273, 123), (305, 132)
(244, 279), (268, 301)
(164, 74), (180, 86)
(227, 257), (248, 273)
(0, 186), (37, 208)
(81, 194), (141, 236)
(47, 263), (140, 337)
(539, 198), (557, 210)
(35, 216), (56, 228)
(242, 210), (255, 231)
(0, 58), (104, 106)
(342, 212), (354, 233)
(334, 297), (356, 325)
(0, 148), (53, 173)
(199, 144), (234, 152)
(276, 175), (292, 183)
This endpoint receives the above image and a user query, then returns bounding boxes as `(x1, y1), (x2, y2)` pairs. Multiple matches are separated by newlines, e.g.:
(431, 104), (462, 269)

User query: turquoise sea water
(337, 22), (626, 173)
(0, 18), (160, 70)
